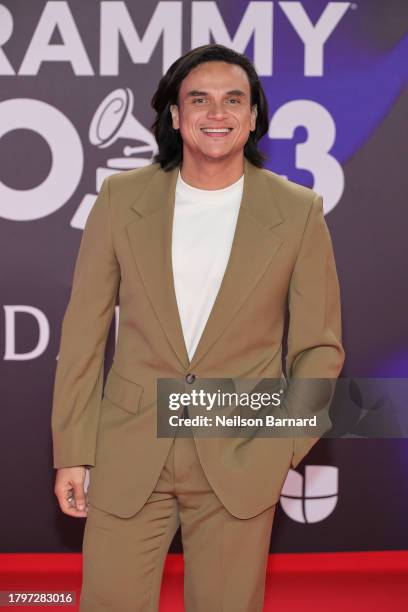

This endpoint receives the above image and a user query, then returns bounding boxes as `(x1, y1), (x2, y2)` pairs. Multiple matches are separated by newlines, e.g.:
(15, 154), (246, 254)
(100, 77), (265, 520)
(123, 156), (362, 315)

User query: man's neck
(179, 154), (244, 190)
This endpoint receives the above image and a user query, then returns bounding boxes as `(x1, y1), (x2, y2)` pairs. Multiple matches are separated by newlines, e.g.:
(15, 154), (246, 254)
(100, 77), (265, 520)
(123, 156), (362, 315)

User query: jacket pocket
(103, 367), (144, 415)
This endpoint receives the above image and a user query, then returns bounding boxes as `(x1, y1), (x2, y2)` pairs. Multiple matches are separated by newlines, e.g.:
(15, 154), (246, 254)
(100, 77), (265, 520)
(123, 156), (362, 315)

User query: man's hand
(54, 466), (89, 517)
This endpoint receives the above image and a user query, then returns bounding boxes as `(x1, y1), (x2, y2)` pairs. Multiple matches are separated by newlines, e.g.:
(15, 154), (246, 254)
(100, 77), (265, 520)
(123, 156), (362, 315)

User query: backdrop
(0, 0), (407, 553)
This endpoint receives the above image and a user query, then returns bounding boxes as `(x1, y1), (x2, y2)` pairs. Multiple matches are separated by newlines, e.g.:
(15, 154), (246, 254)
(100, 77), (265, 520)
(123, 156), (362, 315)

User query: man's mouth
(200, 127), (233, 137)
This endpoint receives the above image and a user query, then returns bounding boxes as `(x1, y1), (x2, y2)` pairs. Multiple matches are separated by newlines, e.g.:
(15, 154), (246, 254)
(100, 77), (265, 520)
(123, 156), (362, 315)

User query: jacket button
(185, 373), (196, 384)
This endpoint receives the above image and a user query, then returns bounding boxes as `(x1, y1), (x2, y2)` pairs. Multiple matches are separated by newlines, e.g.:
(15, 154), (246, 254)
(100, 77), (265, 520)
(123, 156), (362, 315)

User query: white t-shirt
(172, 169), (244, 362)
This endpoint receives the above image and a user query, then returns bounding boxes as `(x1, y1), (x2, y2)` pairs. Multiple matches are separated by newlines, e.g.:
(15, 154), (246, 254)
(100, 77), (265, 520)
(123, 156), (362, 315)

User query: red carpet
(1, 551), (407, 611)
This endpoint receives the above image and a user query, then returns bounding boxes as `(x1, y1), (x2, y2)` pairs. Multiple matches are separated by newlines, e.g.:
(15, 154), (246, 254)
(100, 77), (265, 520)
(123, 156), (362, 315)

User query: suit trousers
(80, 426), (277, 612)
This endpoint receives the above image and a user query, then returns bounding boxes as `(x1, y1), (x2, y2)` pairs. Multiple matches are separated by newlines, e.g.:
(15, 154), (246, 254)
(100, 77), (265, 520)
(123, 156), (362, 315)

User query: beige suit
(51, 157), (345, 522)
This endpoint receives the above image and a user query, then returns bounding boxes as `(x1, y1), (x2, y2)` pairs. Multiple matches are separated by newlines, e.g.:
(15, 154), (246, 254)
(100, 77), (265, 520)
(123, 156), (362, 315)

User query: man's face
(169, 61), (257, 163)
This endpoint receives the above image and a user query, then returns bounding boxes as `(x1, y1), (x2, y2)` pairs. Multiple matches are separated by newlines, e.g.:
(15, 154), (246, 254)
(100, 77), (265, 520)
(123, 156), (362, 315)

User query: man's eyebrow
(185, 89), (246, 98)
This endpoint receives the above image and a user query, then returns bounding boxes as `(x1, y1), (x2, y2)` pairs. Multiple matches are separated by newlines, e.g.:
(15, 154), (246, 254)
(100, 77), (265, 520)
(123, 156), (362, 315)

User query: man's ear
(250, 104), (258, 131)
(170, 104), (179, 130)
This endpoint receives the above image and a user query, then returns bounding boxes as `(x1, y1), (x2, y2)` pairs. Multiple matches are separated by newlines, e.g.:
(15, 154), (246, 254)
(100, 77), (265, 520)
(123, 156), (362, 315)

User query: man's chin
(196, 148), (236, 162)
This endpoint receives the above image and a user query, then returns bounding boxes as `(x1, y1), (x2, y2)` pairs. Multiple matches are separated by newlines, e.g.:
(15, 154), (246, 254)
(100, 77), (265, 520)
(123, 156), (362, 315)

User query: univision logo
(280, 466), (338, 523)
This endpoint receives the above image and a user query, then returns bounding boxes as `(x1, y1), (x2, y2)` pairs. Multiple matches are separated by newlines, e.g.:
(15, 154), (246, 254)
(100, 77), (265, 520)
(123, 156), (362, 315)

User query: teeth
(201, 128), (232, 133)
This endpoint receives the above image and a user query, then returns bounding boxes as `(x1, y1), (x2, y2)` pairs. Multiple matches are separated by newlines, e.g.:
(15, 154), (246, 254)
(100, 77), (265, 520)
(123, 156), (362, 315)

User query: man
(52, 44), (345, 611)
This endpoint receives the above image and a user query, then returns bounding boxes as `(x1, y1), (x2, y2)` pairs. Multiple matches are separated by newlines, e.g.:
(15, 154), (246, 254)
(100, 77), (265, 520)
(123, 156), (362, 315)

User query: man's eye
(192, 98), (240, 104)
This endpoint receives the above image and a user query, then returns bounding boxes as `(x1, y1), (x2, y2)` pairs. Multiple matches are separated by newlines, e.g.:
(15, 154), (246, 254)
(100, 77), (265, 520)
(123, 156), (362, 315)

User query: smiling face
(169, 61), (257, 164)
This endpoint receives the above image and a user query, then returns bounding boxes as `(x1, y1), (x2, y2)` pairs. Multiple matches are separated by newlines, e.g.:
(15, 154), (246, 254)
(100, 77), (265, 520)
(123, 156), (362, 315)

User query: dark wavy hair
(150, 44), (269, 171)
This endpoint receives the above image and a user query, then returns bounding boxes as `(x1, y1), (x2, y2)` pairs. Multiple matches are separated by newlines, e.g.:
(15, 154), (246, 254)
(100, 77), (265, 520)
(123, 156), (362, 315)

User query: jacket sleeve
(51, 176), (120, 469)
(284, 193), (345, 469)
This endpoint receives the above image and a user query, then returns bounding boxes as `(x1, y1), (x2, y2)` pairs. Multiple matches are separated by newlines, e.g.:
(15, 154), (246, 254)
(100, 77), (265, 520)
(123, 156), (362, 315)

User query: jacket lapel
(125, 158), (284, 371)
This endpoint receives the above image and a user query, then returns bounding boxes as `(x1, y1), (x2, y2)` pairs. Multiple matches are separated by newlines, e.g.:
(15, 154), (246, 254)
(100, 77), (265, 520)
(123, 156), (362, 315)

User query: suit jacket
(51, 157), (345, 519)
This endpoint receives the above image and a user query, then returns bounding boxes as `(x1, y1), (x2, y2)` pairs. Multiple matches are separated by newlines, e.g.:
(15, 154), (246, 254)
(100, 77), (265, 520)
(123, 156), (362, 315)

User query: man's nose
(206, 101), (228, 117)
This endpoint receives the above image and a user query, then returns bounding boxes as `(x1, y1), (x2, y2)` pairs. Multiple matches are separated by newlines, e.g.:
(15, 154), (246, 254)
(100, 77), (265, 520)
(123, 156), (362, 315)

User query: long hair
(150, 44), (269, 171)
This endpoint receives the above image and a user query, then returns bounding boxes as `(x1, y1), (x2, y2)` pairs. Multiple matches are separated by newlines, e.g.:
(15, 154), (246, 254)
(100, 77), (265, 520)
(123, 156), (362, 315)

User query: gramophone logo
(280, 465), (338, 523)
(71, 87), (158, 230)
